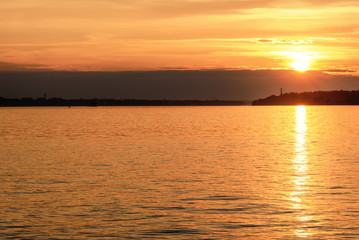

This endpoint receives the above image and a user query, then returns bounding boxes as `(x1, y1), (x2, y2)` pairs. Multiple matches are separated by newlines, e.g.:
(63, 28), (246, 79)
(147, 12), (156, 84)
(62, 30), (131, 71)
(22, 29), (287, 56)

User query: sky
(1, 0), (359, 73)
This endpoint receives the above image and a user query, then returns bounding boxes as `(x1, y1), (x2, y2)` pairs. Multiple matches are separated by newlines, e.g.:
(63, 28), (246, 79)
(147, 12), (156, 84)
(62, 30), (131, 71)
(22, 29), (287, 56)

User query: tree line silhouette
(0, 97), (246, 107)
(252, 90), (359, 105)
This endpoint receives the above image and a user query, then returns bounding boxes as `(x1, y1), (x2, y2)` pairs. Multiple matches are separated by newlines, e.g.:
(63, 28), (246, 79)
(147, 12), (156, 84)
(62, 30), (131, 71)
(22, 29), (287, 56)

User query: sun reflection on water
(291, 105), (314, 238)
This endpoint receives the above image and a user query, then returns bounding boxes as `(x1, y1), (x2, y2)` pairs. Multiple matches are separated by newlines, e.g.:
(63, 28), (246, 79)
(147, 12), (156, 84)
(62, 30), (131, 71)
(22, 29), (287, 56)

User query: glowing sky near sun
(1, 0), (359, 73)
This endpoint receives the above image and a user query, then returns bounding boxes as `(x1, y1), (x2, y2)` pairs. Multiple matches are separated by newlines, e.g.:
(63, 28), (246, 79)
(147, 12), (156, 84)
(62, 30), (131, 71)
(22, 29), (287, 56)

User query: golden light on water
(295, 105), (307, 145)
(291, 105), (314, 238)
(2, 106), (359, 238)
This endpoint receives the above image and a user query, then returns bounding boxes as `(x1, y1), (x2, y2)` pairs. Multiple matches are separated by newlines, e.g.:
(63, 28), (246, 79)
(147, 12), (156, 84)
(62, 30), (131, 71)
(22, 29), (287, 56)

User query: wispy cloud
(0, 61), (52, 71)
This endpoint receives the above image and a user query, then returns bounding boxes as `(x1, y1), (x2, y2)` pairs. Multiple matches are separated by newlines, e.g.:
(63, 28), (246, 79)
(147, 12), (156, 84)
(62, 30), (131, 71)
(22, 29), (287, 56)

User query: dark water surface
(1, 106), (358, 239)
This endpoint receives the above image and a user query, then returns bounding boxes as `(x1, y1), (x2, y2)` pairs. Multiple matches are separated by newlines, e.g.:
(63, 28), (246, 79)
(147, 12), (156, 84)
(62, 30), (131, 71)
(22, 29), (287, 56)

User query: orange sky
(1, 0), (359, 73)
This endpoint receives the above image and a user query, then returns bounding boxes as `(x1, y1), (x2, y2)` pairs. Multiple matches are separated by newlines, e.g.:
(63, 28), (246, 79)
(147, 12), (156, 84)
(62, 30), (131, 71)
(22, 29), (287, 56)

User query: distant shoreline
(3, 90), (359, 106)
(0, 97), (248, 107)
(252, 90), (359, 105)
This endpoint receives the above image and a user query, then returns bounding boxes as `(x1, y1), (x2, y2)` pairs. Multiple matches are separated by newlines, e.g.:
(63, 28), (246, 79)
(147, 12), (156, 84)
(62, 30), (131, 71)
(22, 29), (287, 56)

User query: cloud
(0, 61), (52, 71)
(2, 0), (357, 22)
(1, 70), (359, 100)
(258, 39), (313, 44)
(322, 69), (357, 73)
(258, 39), (273, 43)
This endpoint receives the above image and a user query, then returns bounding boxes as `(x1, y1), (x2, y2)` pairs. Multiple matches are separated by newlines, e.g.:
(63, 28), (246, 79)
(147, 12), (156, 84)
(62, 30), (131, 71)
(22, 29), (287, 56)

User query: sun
(291, 61), (310, 72)
(279, 51), (315, 72)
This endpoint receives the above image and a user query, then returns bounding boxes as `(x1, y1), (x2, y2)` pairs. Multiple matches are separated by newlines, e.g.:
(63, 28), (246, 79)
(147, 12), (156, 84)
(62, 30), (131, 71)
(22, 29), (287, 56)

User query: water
(0, 106), (358, 239)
